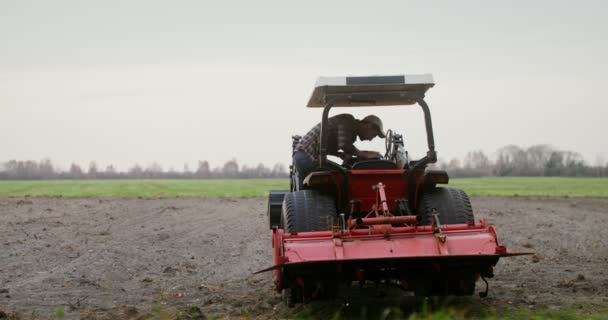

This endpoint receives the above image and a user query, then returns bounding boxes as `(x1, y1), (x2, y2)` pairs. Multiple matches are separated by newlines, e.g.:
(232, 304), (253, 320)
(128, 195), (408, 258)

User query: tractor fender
(268, 190), (289, 229)
(414, 170), (450, 209)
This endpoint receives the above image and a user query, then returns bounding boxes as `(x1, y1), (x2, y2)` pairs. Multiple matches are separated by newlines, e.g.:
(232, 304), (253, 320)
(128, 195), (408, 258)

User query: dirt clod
(163, 266), (178, 276)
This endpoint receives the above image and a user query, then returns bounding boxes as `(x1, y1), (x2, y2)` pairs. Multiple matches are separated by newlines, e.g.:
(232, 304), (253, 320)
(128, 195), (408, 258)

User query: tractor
(260, 74), (525, 306)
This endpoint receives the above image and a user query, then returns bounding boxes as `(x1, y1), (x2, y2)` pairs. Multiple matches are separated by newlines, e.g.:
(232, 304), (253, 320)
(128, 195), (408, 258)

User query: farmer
(293, 114), (385, 188)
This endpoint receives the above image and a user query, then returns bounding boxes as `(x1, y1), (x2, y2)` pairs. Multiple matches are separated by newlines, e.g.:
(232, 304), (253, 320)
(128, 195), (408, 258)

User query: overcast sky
(1, 0), (607, 171)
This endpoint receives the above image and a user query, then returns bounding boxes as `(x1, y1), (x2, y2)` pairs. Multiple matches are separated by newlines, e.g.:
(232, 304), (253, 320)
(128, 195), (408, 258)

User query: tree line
(434, 144), (607, 178)
(1, 144), (606, 180)
(0, 159), (288, 180)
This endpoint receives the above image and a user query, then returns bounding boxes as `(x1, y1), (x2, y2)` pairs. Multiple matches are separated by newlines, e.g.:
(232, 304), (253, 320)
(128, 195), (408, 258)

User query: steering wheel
(384, 129), (394, 159)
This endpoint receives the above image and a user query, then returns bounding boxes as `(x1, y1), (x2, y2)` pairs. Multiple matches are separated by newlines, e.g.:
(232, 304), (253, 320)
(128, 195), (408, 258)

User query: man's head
(358, 115), (386, 141)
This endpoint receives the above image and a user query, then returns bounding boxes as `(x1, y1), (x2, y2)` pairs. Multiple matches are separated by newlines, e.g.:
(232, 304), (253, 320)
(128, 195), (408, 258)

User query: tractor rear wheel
(417, 187), (475, 225)
(417, 187), (477, 296)
(281, 190), (337, 233)
(280, 190), (337, 305)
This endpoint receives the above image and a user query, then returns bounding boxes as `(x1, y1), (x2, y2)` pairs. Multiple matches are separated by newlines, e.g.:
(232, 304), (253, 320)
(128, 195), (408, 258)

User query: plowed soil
(1, 197), (607, 319)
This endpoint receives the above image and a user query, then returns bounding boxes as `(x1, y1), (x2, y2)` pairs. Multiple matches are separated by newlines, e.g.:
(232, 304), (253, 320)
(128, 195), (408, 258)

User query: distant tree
(183, 163), (192, 178)
(544, 151), (564, 176)
(165, 166), (180, 179)
(69, 163), (84, 179)
(39, 158), (56, 179)
(255, 163), (269, 178)
(128, 164), (144, 178)
(3, 160), (17, 179)
(494, 145), (525, 176)
(593, 154), (605, 177)
(562, 151), (586, 176)
(446, 158), (461, 171)
(211, 166), (223, 178)
(526, 145), (554, 176)
(103, 164), (118, 179)
(222, 159), (239, 178)
(272, 163), (287, 178)
(239, 164), (250, 178)
(463, 150), (492, 176)
(195, 161), (210, 179)
(88, 162), (98, 179)
(440, 158), (466, 177)
(144, 162), (163, 179)
(19, 160), (38, 179)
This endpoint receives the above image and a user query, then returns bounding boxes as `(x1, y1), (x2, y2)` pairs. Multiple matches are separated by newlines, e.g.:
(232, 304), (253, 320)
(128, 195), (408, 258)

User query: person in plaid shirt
(293, 114), (386, 188)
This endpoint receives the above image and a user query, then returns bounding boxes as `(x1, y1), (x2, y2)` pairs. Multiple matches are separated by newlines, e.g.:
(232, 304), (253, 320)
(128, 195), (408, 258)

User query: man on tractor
(293, 113), (386, 188)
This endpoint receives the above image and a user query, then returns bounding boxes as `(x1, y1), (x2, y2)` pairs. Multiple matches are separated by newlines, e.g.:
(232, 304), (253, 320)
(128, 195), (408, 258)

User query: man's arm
(336, 120), (359, 157)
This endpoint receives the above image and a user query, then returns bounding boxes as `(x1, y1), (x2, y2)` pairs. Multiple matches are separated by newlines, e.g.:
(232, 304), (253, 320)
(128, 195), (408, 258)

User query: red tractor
(261, 75), (525, 306)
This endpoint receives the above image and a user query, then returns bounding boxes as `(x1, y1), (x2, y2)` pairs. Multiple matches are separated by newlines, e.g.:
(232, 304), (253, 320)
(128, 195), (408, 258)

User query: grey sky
(1, 0), (607, 170)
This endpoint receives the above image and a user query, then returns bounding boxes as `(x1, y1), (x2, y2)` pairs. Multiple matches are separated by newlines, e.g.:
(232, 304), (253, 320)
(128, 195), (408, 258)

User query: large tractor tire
(281, 190), (337, 233)
(416, 187), (477, 296)
(417, 187), (475, 225)
(280, 190), (337, 306)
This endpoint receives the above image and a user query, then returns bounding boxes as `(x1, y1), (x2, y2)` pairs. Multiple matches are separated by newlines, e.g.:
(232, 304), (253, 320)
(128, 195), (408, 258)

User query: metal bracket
(372, 182), (391, 217)
(432, 209), (446, 243)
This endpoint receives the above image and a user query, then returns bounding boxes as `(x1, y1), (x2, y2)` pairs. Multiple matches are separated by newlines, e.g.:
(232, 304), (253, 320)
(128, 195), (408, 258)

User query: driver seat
(351, 159), (398, 170)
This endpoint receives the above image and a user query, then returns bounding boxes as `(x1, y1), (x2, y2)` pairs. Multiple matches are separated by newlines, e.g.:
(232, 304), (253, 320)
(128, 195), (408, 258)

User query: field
(1, 178), (607, 319)
(1, 177), (607, 198)
(0, 179), (286, 198)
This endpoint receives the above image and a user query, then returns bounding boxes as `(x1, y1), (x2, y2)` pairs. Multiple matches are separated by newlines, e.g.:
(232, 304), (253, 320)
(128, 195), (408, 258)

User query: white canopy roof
(307, 74), (435, 108)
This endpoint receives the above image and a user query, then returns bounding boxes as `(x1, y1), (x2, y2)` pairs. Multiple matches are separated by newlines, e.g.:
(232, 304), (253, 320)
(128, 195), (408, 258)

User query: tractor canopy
(309, 74), (438, 168)
(307, 74), (435, 108)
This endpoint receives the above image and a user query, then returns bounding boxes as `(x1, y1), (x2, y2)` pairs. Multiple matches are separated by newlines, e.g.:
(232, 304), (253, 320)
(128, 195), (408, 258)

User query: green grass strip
(449, 177), (608, 198)
(0, 177), (606, 199)
(0, 179), (288, 198)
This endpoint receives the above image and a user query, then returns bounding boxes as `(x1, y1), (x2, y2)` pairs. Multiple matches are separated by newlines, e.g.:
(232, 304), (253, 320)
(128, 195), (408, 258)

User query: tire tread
(281, 190), (336, 233)
(418, 187), (474, 225)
